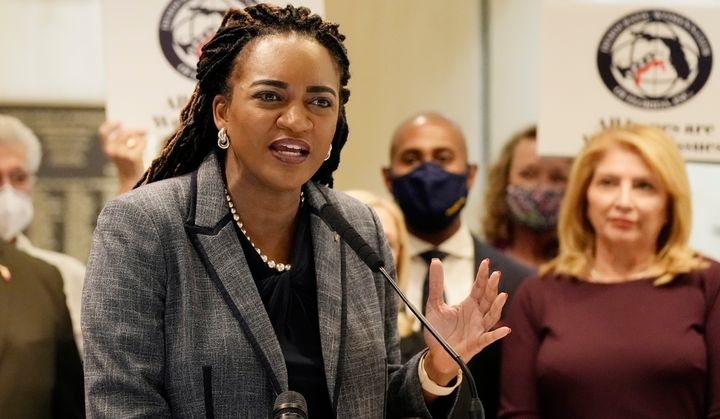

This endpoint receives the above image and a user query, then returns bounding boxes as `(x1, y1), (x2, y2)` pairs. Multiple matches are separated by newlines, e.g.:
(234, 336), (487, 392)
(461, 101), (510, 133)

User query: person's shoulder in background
(15, 234), (85, 275)
(14, 233), (86, 353)
(0, 239), (65, 289)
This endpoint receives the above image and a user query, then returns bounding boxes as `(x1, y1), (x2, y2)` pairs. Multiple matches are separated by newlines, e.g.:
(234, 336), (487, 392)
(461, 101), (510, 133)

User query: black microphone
(273, 390), (308, 418)
(319, 203), (485, 419)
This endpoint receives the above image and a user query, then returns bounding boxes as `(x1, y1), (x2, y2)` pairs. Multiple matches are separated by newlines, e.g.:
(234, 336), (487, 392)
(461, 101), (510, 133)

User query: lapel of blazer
(184, 153), (287, 394)
(305, 183), (345, 406)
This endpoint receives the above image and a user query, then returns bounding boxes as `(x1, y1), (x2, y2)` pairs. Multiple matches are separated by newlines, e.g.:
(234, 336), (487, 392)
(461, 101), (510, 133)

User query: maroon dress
(500, 260), (720, 419)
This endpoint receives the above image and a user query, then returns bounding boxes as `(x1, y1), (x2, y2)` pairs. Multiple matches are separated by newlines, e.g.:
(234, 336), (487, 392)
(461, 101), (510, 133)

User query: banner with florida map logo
(102, 0), (324, 166)
(538, 0), (720, 163)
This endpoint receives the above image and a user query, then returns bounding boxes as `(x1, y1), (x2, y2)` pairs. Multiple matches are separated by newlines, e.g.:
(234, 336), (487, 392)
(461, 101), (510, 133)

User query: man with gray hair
(0, 114), (86, 353)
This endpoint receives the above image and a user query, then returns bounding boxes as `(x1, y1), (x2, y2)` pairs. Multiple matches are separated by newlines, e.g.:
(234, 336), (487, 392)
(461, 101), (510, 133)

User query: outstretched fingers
(99, 120), (122, 150)
(476, 325), (511, 352)
(470, 290), (510, 352)
(470, 259), (490, 300)
(426, 258), (446, 311)
(481, 291), (508, 332)
(469, 259), (501, 314)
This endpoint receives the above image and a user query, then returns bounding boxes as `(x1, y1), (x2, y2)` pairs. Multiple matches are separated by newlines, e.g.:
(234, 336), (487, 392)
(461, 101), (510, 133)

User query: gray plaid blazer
(82, 153), (453, 418)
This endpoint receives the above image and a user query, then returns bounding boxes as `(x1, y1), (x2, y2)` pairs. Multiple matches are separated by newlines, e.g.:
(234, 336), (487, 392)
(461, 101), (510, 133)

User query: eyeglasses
(0, 169), (34, 189)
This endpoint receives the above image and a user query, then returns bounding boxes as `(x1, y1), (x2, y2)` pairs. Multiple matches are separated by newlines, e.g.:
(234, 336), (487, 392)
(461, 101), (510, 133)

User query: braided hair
(138, 4), (351, 187)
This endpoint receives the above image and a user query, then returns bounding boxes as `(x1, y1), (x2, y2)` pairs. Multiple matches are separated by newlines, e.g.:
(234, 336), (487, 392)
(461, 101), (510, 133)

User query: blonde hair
(344, 190), (414, 337)
(482, 125), (536, 246)
(541, 124), (706, 285)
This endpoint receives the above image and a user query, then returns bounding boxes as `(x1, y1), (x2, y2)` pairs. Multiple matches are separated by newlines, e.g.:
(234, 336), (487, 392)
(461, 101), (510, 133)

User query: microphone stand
(317, 203), (484, 419)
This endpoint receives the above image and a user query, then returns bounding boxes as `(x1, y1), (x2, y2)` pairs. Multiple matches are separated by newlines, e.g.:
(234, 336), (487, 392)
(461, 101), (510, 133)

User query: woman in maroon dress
(500, 125), (720, 419)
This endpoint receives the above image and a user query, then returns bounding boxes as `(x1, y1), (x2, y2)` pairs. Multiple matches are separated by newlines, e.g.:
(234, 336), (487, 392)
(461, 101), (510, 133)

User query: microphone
(319, 203), (485, 419)
(273, 390), (308, 418)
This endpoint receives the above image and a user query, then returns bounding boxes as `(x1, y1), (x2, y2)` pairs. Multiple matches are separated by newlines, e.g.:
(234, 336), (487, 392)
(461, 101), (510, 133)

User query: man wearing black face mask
(383, 112), (532, 419)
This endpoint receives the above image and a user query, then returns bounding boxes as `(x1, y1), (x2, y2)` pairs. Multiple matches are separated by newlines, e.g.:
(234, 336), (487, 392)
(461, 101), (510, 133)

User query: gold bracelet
(417, 352), (462, 396)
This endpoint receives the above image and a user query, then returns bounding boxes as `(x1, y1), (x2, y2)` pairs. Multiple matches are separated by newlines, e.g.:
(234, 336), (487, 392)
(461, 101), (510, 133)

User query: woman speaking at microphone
(82, 4), (509, 418)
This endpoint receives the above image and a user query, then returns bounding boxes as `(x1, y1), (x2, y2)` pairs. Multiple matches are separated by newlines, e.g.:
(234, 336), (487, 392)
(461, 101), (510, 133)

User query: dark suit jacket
(460, 237), (534, 419)
(0, 241), (84, 418)
(83, 153), (457, 418)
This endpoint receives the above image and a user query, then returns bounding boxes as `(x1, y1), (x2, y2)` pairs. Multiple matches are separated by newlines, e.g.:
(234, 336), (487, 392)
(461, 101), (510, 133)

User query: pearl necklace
(224, 189), (304, 273)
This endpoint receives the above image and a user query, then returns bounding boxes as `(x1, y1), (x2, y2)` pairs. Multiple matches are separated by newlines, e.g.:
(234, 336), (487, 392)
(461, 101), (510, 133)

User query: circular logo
(597, 9), (712, 109)
(159, 0), (257, 80)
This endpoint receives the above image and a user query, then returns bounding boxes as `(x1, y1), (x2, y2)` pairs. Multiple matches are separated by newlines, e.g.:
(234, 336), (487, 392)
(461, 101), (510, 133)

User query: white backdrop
(539, 0), (720, 162)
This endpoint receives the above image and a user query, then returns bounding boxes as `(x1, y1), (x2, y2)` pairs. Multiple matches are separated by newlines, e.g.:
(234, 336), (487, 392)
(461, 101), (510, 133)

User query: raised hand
(422, 258), (510, 384)
(99, 120), (147, 194)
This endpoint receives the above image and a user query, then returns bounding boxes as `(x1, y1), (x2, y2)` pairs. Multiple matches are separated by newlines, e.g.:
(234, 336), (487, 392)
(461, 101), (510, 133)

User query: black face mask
(390, 163), (469, 234)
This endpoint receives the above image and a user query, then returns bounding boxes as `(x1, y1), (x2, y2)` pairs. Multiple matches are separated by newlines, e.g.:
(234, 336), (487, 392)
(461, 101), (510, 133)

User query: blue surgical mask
(390, 163), (468, 233)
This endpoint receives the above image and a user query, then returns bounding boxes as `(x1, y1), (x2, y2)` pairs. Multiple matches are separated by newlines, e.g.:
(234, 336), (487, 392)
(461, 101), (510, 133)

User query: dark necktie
(420, 249), (448, 315)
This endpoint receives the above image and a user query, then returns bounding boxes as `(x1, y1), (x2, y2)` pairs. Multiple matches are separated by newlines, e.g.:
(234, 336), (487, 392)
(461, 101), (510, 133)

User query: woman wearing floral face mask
(483, 126), (572, 268)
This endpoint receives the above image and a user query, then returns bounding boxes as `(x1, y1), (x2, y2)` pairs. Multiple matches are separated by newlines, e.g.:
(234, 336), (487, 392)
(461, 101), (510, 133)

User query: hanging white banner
(539, 0), (720, 163)
(102, 0), (325, 165)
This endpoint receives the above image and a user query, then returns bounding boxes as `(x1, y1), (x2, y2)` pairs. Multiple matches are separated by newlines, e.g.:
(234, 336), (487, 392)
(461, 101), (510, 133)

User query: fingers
(99, 120), (121, 138)
(100, 123), (147, 160)
(477, 326), (511, 351)
(120, 131), (147, 155)
(99, 120), (121, 150)
(470, 259), (501, 312)
(115, 129), (147, 149)
(469, 259), (490, 301)
(426, 258), (446, 310)
(482, 291), (508, 332)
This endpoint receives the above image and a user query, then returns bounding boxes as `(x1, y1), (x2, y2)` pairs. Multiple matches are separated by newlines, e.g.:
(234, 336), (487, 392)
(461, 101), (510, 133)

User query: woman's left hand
(422, 258), (510, 385)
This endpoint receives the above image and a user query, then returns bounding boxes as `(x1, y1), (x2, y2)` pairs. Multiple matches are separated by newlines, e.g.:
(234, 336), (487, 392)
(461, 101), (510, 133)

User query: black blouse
(235, 203), (334, 417)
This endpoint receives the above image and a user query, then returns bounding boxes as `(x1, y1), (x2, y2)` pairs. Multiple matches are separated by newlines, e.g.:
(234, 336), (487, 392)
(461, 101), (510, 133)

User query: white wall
(0, 0), (105, 105)
(487, 0), (541, 160)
